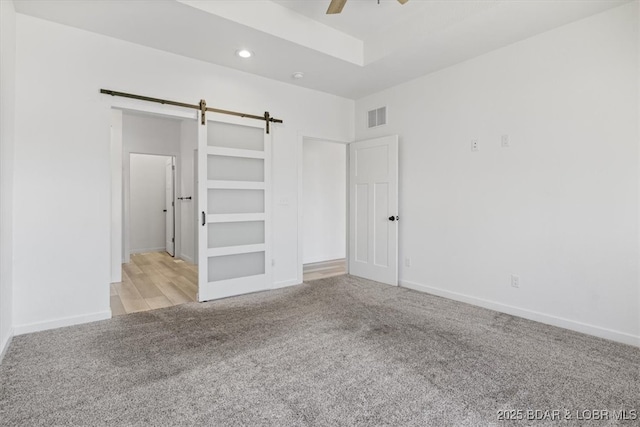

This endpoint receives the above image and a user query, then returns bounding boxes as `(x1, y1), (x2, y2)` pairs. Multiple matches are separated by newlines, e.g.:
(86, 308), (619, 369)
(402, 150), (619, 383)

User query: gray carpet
(1, 275), (639, 426)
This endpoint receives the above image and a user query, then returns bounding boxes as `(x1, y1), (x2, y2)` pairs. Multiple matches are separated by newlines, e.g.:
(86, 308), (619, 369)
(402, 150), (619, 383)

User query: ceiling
(13, 0), (631, 99)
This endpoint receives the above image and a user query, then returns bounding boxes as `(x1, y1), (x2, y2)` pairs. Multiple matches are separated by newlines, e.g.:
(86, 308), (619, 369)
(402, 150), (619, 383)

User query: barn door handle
(201, 211), (206, 226)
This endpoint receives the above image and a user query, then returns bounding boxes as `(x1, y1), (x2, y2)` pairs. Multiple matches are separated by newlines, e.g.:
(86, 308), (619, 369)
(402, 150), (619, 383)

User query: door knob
(163, 209), (167, 212)
(388, 216), (399, 221)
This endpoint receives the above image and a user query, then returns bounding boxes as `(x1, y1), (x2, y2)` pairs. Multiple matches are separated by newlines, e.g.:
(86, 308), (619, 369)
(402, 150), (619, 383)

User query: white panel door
(165, 157), (175, 256)
(197, 115), (272, 301)
(349, 135), (399, 286)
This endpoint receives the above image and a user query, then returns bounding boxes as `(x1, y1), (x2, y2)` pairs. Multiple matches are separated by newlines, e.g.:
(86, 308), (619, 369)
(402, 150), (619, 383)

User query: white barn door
(197, 115), (272, 301)
(349, 135), (399, 286)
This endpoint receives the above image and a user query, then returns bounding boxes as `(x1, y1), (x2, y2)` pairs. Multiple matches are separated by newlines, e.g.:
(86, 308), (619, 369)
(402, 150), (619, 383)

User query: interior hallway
(303, 259), (347, 282)
(110, 252), (197, 316)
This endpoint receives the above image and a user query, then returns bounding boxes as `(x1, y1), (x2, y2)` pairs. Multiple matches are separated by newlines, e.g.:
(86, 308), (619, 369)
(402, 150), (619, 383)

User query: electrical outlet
(471, 139), (479, 152)
(511, 274), (520, 288)
(405, 257), (411, 267)
(501, 134), (510, 148)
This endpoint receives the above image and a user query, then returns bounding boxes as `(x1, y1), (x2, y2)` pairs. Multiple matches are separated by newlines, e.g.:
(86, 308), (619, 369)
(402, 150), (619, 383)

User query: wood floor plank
(155, 279), (194, 304)
(110, 295), (126, 316)
(130, 272), (165, 299)
(110, 283), (118, 296)
(146, 272), (194, 304)
(131, 254), (152, 266)
(178, 268), (198, 284)
(303, 258), (347, 282)
(137, 263), (159, 276)
(112, 252), (198, 316)
(114, 281), (144, 300)
(173, 275), (198, 293)
(123, 263), (143, 277)
(145, 295), (173, 310)
(159, 260), (179, 271)
(115, 281), (151, 313)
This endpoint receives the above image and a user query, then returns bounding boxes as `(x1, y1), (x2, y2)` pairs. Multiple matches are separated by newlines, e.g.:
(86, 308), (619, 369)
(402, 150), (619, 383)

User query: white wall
(129, 154), (170, 253)
(302, 140), (346, 264)
(12, 14), (354, 333)
(0, 0), (16, 358)
(122, 113), (181, 262)
(356, 3), (640, 346)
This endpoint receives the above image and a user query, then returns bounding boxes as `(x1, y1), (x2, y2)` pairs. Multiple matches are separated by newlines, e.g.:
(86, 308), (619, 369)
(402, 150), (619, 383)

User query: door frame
(296, 131), (353, 285)
(109, 98), (196, 285)
(124, 153), (176, 258)
(164, 156), (176, 256)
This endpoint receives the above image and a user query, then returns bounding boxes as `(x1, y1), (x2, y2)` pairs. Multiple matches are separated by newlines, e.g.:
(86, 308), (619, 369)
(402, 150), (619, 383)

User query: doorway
(128, 153), (174, 256)
(110, 108), (199, 315)
(301, 138), (348, 281)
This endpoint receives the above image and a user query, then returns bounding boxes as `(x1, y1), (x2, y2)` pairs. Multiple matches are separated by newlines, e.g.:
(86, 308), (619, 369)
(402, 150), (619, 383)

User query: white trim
(108, 99), (197, 307)
(272, 278), (301, 289)
(125, 153), (180, 262)
(207, 146), (265, 159)
(110, 109), (123, 282)
(400, 279), (640, 348)
(208, 213), (265, 223)
(207, 244), (265, 257)
(130, 247), (167, 254)
(208, 180), (265, 190)
(303, 254), (347, 265)
(199, 274), (267, 302)
(13, 310), (112, 336)
(0, 329), (13, 364)
(179, 254), (195, 264)
(106, 97), (197, 120)
(297, 131), (353, 287)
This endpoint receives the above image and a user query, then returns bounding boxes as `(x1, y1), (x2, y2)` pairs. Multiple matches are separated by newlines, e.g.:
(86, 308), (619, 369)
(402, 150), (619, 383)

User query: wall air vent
(367, 106), (387, 128)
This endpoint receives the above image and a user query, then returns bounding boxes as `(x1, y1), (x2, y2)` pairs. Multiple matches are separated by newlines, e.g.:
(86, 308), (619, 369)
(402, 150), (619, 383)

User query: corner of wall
(0, 328), (14, 364)
(0, 0), (17, 362)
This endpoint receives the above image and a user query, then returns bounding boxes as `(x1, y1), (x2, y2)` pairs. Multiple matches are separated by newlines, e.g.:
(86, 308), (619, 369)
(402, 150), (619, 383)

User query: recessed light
(236, 49), (252, 59)
(292, 72), (304, 79)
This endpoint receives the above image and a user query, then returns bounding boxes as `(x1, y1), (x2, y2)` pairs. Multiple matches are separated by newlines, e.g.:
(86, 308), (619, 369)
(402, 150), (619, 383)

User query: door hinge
(172, 201), (174, 207)
(172, 165), (175, 170)
(172, 237), (174, 243)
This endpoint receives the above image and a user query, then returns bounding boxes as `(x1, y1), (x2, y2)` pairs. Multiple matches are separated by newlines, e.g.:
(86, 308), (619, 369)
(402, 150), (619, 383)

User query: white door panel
(349, 135), (398, 286)
(197, 116), (271, 301)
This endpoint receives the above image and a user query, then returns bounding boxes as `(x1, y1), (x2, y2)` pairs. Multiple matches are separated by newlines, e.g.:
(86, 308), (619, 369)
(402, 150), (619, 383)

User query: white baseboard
(272, 278), (301, 290)
(400, 279), (640, 348)
(13, 310), (112, 336)
(130, 247), (166, 254)
(0, 329), (14, 364)
(179, 254), (194, 264)
(303, 255), (346, 265)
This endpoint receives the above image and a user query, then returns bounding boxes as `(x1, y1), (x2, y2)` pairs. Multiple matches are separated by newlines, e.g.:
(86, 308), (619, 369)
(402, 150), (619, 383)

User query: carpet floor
(1, 275), (639, 426)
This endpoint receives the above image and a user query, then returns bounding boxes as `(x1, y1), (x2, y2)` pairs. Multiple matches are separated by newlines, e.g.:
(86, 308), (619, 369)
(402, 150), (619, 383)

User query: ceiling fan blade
(327, 0), (347, 14)
(397, 0), (409, 4)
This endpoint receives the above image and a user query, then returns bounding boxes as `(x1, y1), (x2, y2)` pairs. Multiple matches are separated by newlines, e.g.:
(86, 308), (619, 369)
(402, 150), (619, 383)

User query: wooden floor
(303, 259), (347, 281)
(111, 252), (197, 316)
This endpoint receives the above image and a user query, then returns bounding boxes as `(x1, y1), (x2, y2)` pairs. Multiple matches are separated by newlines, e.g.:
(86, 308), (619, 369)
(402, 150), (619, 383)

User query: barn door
(197, 115), (271, 301)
